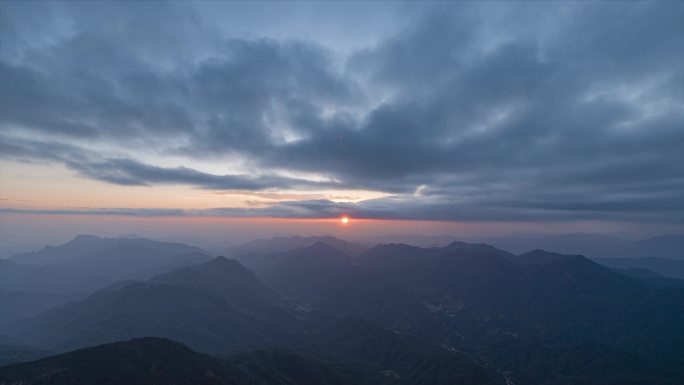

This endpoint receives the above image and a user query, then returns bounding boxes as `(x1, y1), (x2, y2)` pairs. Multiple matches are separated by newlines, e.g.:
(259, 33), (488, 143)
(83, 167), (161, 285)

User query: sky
(0, 1), (683, 247)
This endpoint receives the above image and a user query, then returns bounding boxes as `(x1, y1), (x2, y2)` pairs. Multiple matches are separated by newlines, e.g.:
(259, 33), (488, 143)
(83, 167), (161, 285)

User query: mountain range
(1, 235), (683, 384)
(225, 235), (369, 258)
(362, 233), (684, 260)
(0, 235), (213, 328)
(485, 233), (684, 260)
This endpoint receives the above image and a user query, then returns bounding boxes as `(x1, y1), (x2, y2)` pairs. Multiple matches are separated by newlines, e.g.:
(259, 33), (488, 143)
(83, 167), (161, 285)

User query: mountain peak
(441, 241), (512, 258)
(295, 241), (349, 258)
(310, 241), (340, 250)
(445, 240), (469, 248)
(226, 235), (368, 258)
(71, 234), (103, 242)
(0, 337), (254, 384)
(210, 255), (230, 263)
(202, 256), (251, 273)
(373, 243), (421, 251)
(514, 249), (570, 265)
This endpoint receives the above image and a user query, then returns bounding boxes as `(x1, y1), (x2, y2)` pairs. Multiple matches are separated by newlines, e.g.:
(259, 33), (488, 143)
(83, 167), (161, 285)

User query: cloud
(0, 2), (682, 224)
(0, 136), (345, 191)
(2, 193), (681, 225)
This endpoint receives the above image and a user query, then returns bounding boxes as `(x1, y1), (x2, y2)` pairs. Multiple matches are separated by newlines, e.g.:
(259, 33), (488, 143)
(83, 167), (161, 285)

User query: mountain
(2, 281), (287, 354)
(406, 252), (684, 356)
(442, 241), (513, 256)
(225, 235), (369, 258)
(308, 316), (506, 385)
(0, 326), (506, 385)
(2, 236), (211, 293)
(228, 348), (371, 385)
(150, 256), (294, 323)
(629, 235), (684, 259)
(72, 244), (210, 280)
(485, 233), (630, 256)
(593, 257), (684, 280)
(305, 243), (684, 354)
(0, 337), (374, 385)
(9, 235), (206, 266)
(0, 337), (394, 385)
(356, 241), (513, 269)
(361, 234), (463, 247)
(8, 235), (113, 265)
(512, 249), (575, 265)
(356, 243), (441, 268)
(316, 244), (684, 359)
(610, 267), (684, 288)
(478, 334), (684, 385)
(0, 289), (83, 326)
(0, 343), (51, 366)
(0, 243), (43, 260)
(258, 242), (354, 300)
(313, 269), (458, 342)
(233, 242), (356, 295)
(0, 259), (108, 294)
(4, 236), (684, 383)
(314, 243), (518, 342)
(487, 233), (684, 260)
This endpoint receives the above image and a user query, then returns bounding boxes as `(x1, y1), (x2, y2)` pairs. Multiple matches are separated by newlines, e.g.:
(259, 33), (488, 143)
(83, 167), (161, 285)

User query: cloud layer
(1, 1), (683, 224)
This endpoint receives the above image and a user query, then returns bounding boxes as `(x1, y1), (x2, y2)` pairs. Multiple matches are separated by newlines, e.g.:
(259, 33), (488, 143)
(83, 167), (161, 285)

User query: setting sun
(340, 216), (350, 224)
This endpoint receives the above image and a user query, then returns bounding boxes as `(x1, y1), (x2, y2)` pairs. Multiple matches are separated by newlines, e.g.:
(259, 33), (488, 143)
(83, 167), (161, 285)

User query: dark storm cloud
(0, 1), (682, 223)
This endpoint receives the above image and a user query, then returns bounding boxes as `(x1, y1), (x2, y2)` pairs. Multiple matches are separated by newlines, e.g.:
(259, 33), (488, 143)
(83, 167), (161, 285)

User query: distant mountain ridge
(486, 233), (684, 260)
(232, 242), (357, 303)
(225, 235), (369, 258)
(9, 234), (207, 266)
(594, 256), (684, 280)
(1, 235), (211, 294)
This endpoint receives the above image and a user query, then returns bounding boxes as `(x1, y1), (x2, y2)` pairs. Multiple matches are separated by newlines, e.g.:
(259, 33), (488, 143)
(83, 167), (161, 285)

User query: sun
(340, 216), (350, 224)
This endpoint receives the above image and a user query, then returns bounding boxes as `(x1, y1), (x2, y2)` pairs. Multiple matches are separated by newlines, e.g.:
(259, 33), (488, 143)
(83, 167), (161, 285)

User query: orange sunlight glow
(340, 216), (350, 224)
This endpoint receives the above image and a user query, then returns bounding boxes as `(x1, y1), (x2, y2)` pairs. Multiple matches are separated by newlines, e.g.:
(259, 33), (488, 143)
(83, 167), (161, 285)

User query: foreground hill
(0, 337), (372, 385)
(0, 343), (51, 366)
(0, 327), (506, 385)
